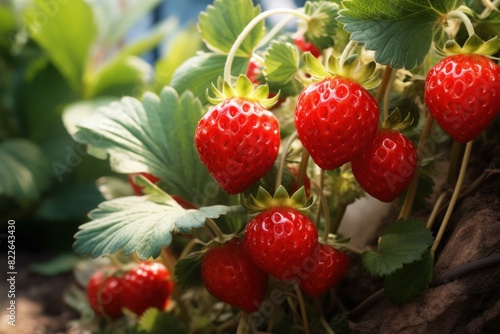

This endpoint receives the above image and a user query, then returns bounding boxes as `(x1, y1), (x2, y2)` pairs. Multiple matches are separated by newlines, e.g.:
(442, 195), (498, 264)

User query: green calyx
(207, 74), (280, 109)
(435, 34), (500, 58)
(382, 108), (413, 132)
(302, 52), (380, 90)
(299, 1), (339, 50)
(241, 185), (314, 214)
(326, 169), (364, 207)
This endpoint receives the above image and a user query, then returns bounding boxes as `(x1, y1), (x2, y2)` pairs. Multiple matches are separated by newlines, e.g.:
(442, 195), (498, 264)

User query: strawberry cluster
(201, 211), (349, 312)
(86, 262), (174, 319)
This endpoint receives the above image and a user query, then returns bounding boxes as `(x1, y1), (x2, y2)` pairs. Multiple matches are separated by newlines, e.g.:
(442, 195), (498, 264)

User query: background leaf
(73, 88), (220, 205)
(338, 0), (463, 69)
(85, 56), (152, 98)
(24, 0), (97, 92)
(198, 0), (265, 57)
(153, 25), (202, 93)
(362, 218), (434, 276)
(170, 53), (248, 105)
(0, 139), (51, 201)
(384, 250), (434, 304)
(30, 253), (81, 276)
(263, 41), (300, 83)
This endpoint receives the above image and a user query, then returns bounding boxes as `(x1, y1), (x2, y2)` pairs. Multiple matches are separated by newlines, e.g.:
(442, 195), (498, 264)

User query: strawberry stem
(382, 69), (398, 120)
(447, 140), (465, 185)
(294, 283), (311, 334)
(339, 40), (358, 68)
(224, 8), (311, 83)
(109, 253), (123, 267)
(275, 131), (299, 192)
(426, 190), (451, 229)
(257, 13), (298, 49)
(310, 181), (330, 242)
(478, 0), (500, 19)
(331, 204), (347, 234)
(399, 115), (435, 219)
(447, 10), (475, 37)
(205, 218), (225, 243)
(297, 148), (310, 189)
(236, 312), (250, 334)
(431, 140), (473, 253)
(375, 66), (394, 105)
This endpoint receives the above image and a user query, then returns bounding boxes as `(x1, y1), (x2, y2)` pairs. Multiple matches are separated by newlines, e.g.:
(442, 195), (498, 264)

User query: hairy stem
(382, 68), (398, 120)
(275, 131), (298, 191)
(447, 10), (475, 37)
(426, 190), (451, 230)
(297, 148), (310, 189)
(375, 66), (394, 105)
(206, 218), (225, 243)
(447, 140), (464, 185)
(339, 40), (358, 67)
(431, 141), (473, 253)
(224, 8), (310, 83)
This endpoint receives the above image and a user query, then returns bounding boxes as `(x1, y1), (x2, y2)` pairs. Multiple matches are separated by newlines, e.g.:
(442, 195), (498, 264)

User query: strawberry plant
(52, 0), (500, 333)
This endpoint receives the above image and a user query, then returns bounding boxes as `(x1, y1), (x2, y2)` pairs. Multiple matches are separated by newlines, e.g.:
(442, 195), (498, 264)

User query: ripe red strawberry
(425, 54), (500, 143)
(128, 172), (160, 195)
(294, 76), (379, 170)
(201, 238), (268, 313)
(86, 269), (123, 319)
(299, 244), (349, 297)
(244, 207), (318, 280)
(195, 97), (280, 194)
(121, 262), (174, 316)
(351, 130), (417, 202)
(293, 35), (321, 58)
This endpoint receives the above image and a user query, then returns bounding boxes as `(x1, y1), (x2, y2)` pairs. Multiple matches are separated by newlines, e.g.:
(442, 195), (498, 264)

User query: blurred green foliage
(0, 0), (201, 250)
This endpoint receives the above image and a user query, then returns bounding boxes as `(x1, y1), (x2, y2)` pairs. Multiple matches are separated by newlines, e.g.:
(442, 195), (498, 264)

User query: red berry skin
(86, 269), (124, 319)
(299, 244), (349, 297)
(195, 98), (280, 194)
(246, 58), (261, 84)
(244, 207), (318, 281)
(425, 54), (500, 143)
(294, 77), (379, 170)
(128, 172), (160, 195)
(121, 262), (173, 316)
(293, 35), (321, 58)
(201, 238), (268, 313)
(351, 130), (418, 202)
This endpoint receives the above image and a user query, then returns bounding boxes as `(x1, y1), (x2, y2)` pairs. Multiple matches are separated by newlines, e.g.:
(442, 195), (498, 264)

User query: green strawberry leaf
(303, 0), (339, 49)
(263, 41), (300, 83)
(362, 218), (434, 276)
(73, 190), (241, 259)
(170, 53), (249, 105)
(139, 308), (186, 334)
(0, 139), (51, 202)
(30, 253), (81, 276)
(73, 88), (219, 206)
(384, 250), (434, 304)
(175, 251), (204, 289)
(24, 0), (96, 92)
(338, 0), (464, 69)
(198, 0), (266, 57)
